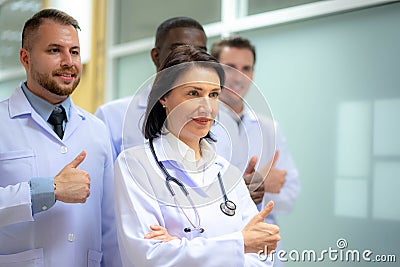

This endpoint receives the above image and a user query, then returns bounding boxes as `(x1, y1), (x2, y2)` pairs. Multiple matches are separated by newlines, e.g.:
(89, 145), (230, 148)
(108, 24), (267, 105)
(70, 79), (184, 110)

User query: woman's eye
(210, 92), (219, 98)
(188, 91), (198, 96)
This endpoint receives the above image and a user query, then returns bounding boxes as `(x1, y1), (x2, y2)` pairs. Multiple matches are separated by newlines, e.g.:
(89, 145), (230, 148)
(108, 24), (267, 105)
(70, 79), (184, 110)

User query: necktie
(48, 105), (66, 139)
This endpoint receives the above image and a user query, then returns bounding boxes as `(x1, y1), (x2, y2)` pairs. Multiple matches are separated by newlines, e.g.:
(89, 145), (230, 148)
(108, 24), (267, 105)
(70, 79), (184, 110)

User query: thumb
(271, 150), (279, 167)
(244, 156), (258, 175)
(249, 201), (274, 225)
(67, 150), (86, 169)
(260, 150), (279, 177)
(259, 151), (279, 176)
(259, 201), (274, 219)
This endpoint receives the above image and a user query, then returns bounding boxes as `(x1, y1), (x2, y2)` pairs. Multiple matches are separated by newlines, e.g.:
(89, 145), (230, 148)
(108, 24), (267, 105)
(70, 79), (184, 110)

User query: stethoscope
(149, 138), (236, 233)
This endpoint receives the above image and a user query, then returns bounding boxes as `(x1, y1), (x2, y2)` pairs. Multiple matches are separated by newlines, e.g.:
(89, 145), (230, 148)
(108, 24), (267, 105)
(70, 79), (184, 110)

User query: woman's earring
(162, 105), (166, 108)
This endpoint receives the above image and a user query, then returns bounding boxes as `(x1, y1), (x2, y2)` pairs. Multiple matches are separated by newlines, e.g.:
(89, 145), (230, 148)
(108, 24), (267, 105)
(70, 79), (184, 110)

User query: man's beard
(32, 68), (80, 96)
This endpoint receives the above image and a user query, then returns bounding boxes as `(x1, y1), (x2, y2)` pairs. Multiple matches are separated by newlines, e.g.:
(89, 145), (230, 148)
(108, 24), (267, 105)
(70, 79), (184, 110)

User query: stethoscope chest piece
(220, 200), (236, 216)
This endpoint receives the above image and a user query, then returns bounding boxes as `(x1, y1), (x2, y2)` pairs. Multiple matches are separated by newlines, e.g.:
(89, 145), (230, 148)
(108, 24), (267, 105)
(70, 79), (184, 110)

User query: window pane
(247, 0), (322, 15)
(115, 51), (155, 98)
(0, 0), (42, 72)
(0, 78), (23, 100)
(239, 1), (400, 256)
(114, 0), (221, 44)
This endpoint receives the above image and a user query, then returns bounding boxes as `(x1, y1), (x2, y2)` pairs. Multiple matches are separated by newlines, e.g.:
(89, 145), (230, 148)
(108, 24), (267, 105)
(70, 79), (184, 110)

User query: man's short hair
(22, 8), (80, 50)
(155, 17), (205, 48)
(210, 35), (256, 65)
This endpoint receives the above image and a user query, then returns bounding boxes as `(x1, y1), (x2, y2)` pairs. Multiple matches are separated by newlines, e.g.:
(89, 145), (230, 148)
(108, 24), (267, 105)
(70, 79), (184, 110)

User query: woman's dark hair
(143, 45), (225, 141)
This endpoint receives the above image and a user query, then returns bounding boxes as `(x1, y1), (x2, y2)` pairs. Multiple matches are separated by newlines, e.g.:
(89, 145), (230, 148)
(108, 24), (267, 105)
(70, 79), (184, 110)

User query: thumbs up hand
(260, 151), (287, 194)
(243, 156), (265, 205)
(242, 201), (280, 254)
(54, 151), (91, 203)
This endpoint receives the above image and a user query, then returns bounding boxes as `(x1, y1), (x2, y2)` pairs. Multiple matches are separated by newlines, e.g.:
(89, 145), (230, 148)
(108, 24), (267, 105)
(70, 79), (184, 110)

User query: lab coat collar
(158, 129), (217, 172)
(219, 101), (258, 123)
(9, 82), (85, 119)
(242, 106), (258, 122)
(150, 130), (222, 187)
(147, 135), (241, 205)
(20, 82), (72, 123)
(137, 84), (152, 108)
(9, 83), (86, 141)
(9, 83), (32, 118)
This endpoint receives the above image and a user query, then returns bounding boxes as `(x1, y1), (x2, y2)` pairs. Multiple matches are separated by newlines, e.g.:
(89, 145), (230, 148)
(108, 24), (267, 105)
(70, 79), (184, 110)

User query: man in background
(211, 35), (300, 266)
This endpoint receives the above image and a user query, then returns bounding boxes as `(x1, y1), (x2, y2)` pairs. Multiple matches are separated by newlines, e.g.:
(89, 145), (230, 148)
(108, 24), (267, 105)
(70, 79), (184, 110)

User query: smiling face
(159, 66), (221, 149)
(20, 19), (82, 104)
(218, 46), (254, 113)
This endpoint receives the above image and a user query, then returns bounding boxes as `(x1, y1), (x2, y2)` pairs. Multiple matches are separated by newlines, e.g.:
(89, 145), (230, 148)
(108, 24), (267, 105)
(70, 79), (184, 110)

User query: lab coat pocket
(0, 248), (43, 267)
(87, 249), (102, 267)
(0, 150), (36, 185)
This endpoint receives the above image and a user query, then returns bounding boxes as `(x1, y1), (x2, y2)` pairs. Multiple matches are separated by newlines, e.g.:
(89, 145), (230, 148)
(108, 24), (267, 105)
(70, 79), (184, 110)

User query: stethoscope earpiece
(184, 227), (205, 233)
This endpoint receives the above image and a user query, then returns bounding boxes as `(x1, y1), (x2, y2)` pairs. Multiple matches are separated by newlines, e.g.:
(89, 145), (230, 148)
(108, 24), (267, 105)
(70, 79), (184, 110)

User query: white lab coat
(95, 87), (149, 160)
(114, 133), (273, 267)
(0, 85), (121, 267)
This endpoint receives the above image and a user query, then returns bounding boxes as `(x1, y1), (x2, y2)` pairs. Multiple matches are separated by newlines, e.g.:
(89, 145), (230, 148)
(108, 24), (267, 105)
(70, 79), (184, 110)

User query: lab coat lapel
(62, 103), (85, 141)
(8, 87), (56, 137)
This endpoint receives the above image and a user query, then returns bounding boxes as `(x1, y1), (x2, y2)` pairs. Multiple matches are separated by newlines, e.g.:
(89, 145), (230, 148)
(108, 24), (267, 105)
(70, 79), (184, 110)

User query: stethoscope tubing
(148, 138), (236, 232)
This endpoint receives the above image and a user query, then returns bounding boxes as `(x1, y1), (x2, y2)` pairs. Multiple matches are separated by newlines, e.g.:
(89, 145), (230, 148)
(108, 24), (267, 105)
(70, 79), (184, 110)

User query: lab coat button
(60, 146), (68, 154)
(67, 233), (75, 242)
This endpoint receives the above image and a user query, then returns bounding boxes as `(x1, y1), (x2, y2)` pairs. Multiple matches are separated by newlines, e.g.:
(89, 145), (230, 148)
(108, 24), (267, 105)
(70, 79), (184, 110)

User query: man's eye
(49, 48), (59, 53)
(71, 50), (80, 55)
(243, 66), (253, 72)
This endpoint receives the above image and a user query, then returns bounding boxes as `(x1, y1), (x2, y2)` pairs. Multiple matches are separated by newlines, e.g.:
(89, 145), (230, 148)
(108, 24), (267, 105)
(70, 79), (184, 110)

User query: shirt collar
(242, 106), (258, 121)
(220, 102), (257, 123)
(21, 82), (71, 122)
(158, 127), (217, 173)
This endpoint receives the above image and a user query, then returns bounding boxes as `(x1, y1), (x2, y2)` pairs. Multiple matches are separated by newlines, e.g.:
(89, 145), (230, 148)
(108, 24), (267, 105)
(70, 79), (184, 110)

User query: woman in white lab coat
(114, 45), (280, 267)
